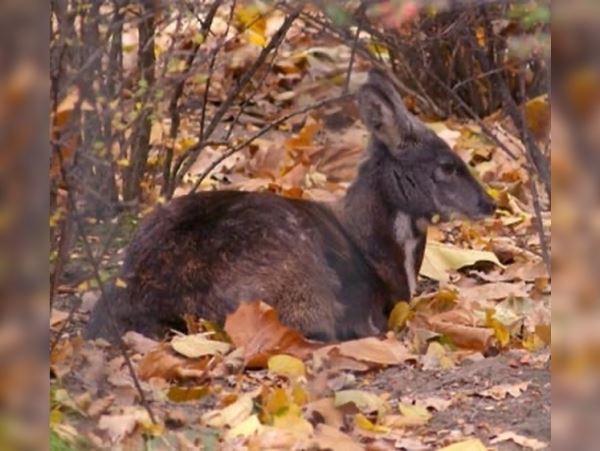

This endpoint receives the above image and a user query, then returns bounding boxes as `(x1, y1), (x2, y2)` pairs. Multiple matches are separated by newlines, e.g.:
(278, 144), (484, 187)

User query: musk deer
(85, 69), (495, 343)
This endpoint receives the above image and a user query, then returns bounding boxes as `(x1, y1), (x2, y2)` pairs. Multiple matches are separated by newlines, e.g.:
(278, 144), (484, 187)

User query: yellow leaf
(264, 388), (290, 419)
(191, 32), (205, 46)
(334, 390), (388, 418)
(475, 27), (486, 47)
(115, 277), (128, 288)
(50, 408), (62, 425)
(398, 403), (432, 423)
(485, 309), (510, 348)
(246, 29), (267, 47)
(524, 95), (550, 139)
(366, 41), (390, 60)
(171, 334), (231, 358)
(388, 302), (412, 332)
(202, 394), (254, 428)
(226, 414), (262, 439)
(272, 403), (313, 434)
(423, 342), (455, 370)
(268, 354), (306, 378)
(291, 384), (309, 406)
(236, 4), (267, 47)
(354, 413), (389, 433)
(167, 386), (209, 403)
(175, 137), (197, 154)
(421, 241), (503, 282)
(116, 158), (130, 168)
(439, 438), (487, 451)
(535, 324), (551, 345)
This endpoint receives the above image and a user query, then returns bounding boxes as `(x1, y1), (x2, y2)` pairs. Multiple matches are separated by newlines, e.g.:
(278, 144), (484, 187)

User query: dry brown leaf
(503, 260), (548, 281)
(315, 335), (414, 367)
(247, 426), (309, 450)
(458, 282), (529, 303)
(224, 301), (321, 368)
(402, 396), (452, 412)
(87, 395), (115, 418)
(50, 336), (83, 378)
(136, 343), (208, 381)
(312, 424), (363, 451)
(304, 397), (344, 429)
(490, 431), (547, 449)
(479, 381), (530, 400)
(98, 408), (151, 444)
(50, 309), (69, 329)
(122, 331), (160, 354)
(424, 311), (495, 351)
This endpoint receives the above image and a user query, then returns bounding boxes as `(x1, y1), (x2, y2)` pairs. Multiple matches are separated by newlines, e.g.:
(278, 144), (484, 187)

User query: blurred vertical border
(0, 0), (49, 449)
(553, 0), (600, 448)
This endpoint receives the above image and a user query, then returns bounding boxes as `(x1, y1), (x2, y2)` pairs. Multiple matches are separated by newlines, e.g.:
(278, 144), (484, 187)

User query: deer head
(356, 69), (496, 221)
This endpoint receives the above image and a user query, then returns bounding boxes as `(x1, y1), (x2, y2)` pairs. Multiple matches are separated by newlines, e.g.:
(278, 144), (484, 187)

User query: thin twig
(54, 149), (157, 425)
(189, 93), (350, 193)
(163, 0), (224, 195)
(344, 6), (363, 93)
(171, 2), (305, 192)
(528, 176), (550, 274)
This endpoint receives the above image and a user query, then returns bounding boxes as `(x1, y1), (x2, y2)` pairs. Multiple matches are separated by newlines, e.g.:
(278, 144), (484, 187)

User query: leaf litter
(50, 4), (550, 448)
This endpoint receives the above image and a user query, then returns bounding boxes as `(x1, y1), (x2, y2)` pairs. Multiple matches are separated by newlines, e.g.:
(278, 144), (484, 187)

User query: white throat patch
(394, 213), (418, 297)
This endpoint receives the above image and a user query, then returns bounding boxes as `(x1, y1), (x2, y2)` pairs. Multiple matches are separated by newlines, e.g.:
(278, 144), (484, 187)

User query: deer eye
(440, 162), (457, 176)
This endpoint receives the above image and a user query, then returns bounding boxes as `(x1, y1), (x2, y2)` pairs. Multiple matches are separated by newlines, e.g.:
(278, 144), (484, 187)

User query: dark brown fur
(85, 70), (494, 342)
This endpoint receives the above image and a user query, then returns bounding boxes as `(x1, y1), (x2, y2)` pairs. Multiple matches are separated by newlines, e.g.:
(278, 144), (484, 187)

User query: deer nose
(478, 196), (496, 216)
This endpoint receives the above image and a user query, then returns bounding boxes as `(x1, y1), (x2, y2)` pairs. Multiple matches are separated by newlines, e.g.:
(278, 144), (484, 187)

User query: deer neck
(337, 153), (428, 299)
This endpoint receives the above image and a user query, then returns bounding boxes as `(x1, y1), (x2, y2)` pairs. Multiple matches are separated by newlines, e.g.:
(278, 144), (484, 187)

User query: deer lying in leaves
(86, 69), (495, 343)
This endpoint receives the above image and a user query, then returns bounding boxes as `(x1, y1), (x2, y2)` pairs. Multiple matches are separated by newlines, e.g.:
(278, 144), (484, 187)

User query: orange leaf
(224, 301), (322, 368)
(136, 344), (208, 381)
(424, 311), (494, 351)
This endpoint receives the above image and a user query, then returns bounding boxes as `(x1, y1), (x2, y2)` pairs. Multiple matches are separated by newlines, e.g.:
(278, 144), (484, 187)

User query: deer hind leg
(274, 284), (337, 343)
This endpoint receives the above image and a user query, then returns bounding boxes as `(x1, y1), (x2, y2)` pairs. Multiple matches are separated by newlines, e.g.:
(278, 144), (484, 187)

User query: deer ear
(357, 69), (425, 151)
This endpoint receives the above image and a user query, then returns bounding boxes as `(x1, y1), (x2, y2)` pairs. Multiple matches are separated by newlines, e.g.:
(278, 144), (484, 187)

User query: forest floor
(50, 6), (551, 449)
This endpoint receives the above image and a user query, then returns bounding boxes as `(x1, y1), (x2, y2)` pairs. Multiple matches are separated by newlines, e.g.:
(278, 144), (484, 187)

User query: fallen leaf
(354, 413), (389, 433)
(226, 414), (262, 439)
(137, 344), (208, 381)
(383, 414), (429, 429)
(50, 309), (69, 329)
(425, 311), (495, 351)
(479, 382), (529, 400)
(272, 403), (314, 435)
(202, 394), (254, 429)
(458, 282), (529, 303)
(171, 334), (231, 358)
(224, 301), (321, 368)
(122, 331), (159, 354)
(485, 309), (510, 348)
(388, 302), (412, 332)
(438, 438), (487, 451)
(167, 385), (210, 403)
(247, 426), (308, 450)
(416, 396), (452, 412)
(268, 354), (306, 378)
(98, 408), (151, 444)
(398, 403), (432, 423)
(334, 390), (388, 418)
(422, 342), (455, 370)
(305, 397), (344, 429)
(316, 335), (414, 367)
(312, 424), (363, 451)
(421, 241), (503, 282)
(86, 395), (115, 418)
(490, 431), (547, 450)
(503, 260), (548, 281)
